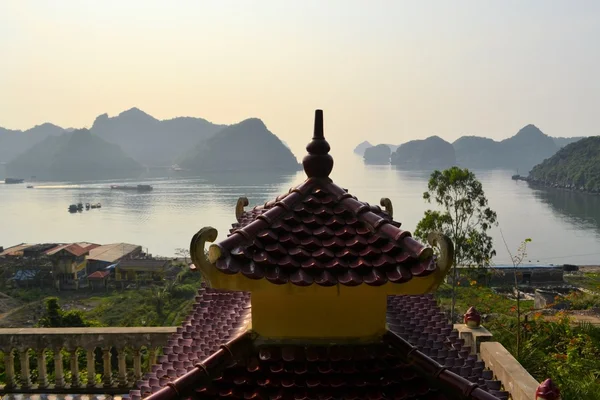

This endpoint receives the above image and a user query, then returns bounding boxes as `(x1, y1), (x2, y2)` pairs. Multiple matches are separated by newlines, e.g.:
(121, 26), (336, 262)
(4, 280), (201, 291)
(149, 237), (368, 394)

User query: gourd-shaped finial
(302, 110), (334, 178)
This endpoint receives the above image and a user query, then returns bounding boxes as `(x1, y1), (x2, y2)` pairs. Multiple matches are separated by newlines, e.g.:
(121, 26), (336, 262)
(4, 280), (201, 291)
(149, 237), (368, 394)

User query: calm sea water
(2, 156), (600, 265)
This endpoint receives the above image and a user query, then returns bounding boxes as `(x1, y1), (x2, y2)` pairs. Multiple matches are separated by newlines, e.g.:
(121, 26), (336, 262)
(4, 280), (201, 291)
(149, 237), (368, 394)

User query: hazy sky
(1, 1), (599, 157)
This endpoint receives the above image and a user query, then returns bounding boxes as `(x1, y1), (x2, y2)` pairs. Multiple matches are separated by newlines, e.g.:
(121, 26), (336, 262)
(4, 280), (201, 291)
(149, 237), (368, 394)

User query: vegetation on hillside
(529, 136), (600, 192)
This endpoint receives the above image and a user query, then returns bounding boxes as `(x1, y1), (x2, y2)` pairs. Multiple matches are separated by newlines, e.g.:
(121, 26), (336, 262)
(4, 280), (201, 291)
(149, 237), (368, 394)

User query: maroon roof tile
(212, 177), (437, 287)
(143, 330), (502, 400)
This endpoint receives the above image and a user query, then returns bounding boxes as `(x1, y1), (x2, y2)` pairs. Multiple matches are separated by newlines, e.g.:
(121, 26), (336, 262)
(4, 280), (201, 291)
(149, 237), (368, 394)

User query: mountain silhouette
(363, 144), (391, 165)
(0, 123), (65, 163)
(529, 136), (600, 192)
(90, 107), (224, 166)
(353, 141), (373, 156)
(7, 129), (143, 181)
(454, 124), (557, 173)
(391, 136), (456, 170)
(180, 118), (300, 172)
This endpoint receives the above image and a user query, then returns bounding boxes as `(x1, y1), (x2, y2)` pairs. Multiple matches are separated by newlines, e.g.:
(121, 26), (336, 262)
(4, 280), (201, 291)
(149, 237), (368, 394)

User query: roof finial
(303, 110), (334, 178)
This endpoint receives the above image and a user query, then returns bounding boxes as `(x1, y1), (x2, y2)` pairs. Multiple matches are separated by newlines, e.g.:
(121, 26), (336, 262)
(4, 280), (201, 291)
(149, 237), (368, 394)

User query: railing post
(117, 348), (128, 387)
(102, 347), (113, 387)
(149, 347), (157, 367)
(53, 347), (65, 388)
(86, 347), (96, 388)
(70, 348), (80, 388)
(19, 348), (32, 389)
(36, 348), (49, 389)
(5, 349), (16, 389)
(133, 348), (142, 382)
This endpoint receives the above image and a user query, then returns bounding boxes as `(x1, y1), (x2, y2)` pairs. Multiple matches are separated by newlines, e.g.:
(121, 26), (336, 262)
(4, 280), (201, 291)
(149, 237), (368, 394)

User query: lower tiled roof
(130, 284), (250, 399)
(134, 290), (507, 400)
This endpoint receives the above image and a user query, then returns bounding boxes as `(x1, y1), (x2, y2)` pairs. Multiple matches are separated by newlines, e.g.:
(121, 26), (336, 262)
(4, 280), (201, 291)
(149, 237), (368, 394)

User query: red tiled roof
(64, 243), (89, 257)
(213, 177), (435, 287)
(87, 270), (110, 279)
(132, 292), (505, 400)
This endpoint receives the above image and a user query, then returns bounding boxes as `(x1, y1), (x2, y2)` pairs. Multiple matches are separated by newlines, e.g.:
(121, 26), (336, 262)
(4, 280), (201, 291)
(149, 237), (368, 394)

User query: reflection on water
(2, 163), (600, 264)
(531, 187), (600, 233)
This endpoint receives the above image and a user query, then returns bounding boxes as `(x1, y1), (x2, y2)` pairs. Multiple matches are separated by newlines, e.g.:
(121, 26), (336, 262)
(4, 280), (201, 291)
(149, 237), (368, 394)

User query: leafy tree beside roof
(414, 167), (498, 320)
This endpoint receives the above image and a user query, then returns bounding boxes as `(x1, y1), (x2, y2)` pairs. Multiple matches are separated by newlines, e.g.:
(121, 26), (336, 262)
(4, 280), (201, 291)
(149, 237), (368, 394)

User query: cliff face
(91, 108), (224, 166)
(529, 136), (600, 192)
(179, 118), (300, 172)
(7, 129), (143, 181)
(363, 144), (391, 165)
(391, 136), (456, 170)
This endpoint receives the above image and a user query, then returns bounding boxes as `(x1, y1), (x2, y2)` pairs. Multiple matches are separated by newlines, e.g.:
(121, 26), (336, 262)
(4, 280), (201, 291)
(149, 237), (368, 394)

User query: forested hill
(528, 136), (600, 192)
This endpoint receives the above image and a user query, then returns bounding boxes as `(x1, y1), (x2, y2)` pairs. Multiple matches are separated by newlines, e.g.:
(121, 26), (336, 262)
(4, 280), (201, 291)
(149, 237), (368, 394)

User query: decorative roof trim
(143, 331), (254, 400)
(383, 330), (500, 400)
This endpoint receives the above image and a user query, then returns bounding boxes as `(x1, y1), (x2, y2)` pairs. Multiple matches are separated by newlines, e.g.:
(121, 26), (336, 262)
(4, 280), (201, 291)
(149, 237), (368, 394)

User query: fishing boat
(68, 204), (78, 212)
(77, 203), (83, 211)
(4, 178), (24, 184)
(85, 203), (91, 210)
(110, 184), (153, 191)
(90, 203), (102, 209)
(26, 185), (34, 189)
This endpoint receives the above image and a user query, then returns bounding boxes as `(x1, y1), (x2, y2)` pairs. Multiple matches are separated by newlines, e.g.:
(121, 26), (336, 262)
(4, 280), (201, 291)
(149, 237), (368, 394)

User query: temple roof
(206, 110), (439, 288)
(212, 179), (436, 287)
(133, 288), (504, 400)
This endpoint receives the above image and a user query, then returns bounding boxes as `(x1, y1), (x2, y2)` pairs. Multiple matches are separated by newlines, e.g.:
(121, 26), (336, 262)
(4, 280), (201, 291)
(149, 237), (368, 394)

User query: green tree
(414, 167), (498, 321)
(37, 297), (97, 327)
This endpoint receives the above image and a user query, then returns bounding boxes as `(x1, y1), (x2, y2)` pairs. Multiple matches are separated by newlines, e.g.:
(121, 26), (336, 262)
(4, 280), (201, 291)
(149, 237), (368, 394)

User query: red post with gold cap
(536, 378), (560, 400)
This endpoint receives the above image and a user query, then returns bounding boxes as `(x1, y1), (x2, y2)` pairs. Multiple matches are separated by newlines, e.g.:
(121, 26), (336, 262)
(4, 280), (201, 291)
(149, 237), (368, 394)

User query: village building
(115, 258), (171, 282)
(45, 243), (93, 290)
(131, 111), (559, 400)
(86, 242), (143, 272)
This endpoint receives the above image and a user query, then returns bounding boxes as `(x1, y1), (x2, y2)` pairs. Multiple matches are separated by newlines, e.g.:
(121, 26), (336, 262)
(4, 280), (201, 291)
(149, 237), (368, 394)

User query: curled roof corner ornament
(380, 198), (393, 218)
(536, 378), (560, 400)
(235, 197), (249, 221)
(464, 306), (482, 329)
(190, 227), (219, 283)
(427, 231), (454, 276)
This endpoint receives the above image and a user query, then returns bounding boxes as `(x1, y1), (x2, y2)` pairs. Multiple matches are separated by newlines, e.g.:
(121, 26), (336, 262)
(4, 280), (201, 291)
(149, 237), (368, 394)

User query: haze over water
(2, 156), (600, 266)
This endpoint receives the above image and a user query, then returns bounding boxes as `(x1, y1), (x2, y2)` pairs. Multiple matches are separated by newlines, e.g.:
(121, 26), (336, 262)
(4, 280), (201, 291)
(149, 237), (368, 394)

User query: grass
(565, 272), (600, 293)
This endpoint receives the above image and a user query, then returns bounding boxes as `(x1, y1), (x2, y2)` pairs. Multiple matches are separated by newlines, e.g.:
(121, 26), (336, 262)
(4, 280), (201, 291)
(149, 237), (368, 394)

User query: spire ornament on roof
(302, 109), (334, 179)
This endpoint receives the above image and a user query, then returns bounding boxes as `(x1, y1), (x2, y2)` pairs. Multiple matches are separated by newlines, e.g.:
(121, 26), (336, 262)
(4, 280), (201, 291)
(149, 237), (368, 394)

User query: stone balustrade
(0, 327), (176, 394)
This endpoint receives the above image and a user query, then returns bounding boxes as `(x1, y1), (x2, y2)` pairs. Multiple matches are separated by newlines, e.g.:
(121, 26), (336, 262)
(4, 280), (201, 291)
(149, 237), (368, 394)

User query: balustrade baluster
(19, 348), (32, 388)
(54, 348), (65, 388)
(86, 347), (96, 388)
(5, 349), (16, 389)
(133, 348), (142, 382)
(36, 348), (48, 389)
(117, 348), (128, 387)
(70, 348), (80, 388)
(148, 347), (157, 367)
(102, 347), (113, 387)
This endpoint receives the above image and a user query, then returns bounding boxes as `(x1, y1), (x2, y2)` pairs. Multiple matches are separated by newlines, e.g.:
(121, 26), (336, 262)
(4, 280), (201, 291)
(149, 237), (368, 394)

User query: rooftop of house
(88, 243), (142, 263)
(87, 270), (111, 279)
(46, 243), (90, 257)
(117, 259), (170, 270)
(0, 243), (33, 257)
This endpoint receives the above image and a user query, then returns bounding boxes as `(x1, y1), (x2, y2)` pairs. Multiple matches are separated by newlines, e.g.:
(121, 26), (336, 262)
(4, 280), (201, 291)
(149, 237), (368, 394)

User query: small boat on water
(5, 178), (24, 184)
(26, 185), (34, 189)
(110, 184), (153, 191)
(85, 203), (91, 210)
(68, 204), (78, 212)
(77, 203), (83, 211)
(90, 203), (102, 209)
